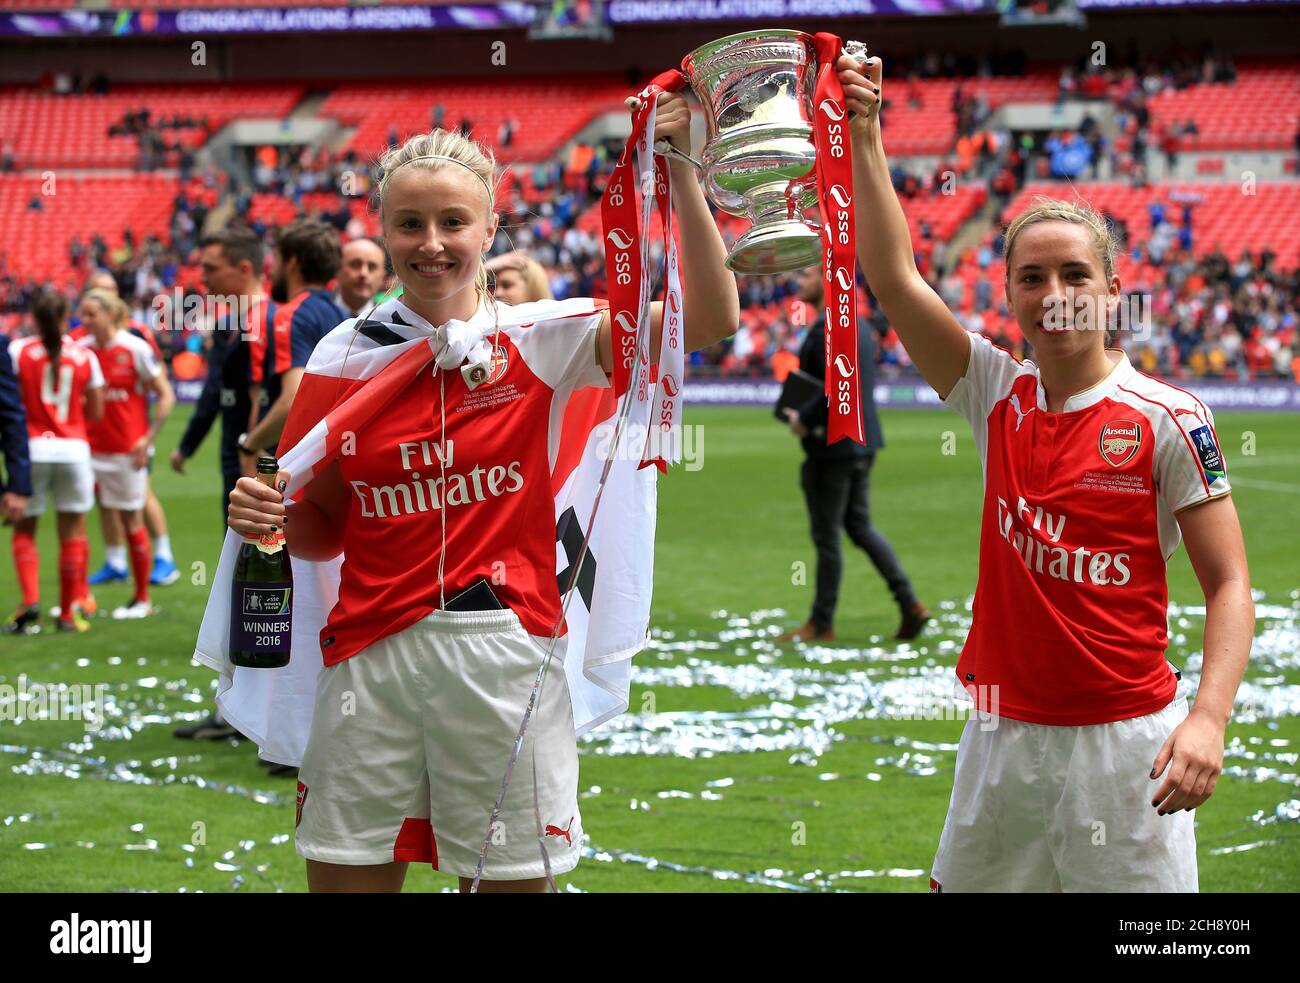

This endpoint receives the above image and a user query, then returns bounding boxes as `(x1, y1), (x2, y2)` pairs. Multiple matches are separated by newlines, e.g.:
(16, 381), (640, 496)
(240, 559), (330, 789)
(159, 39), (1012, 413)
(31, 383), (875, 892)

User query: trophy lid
(681, 29), (815, 86)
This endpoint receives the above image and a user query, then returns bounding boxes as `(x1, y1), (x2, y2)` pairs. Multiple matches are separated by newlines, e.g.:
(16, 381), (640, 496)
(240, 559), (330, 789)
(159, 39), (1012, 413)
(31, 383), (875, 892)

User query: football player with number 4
(837, 53), (1253, 892)
(5, 292), (104, 635)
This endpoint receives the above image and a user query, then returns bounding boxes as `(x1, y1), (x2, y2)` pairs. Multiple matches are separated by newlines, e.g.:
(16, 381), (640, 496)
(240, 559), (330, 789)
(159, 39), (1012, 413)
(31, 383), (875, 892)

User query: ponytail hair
(31, 290), (69, 365)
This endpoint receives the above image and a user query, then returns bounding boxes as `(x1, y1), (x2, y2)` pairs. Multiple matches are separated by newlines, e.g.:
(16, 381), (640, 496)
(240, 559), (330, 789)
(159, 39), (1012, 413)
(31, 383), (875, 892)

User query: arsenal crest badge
(462, 345), (508, 390)
(295, 781), (308, 828)
(1099, 420), (1142, 468)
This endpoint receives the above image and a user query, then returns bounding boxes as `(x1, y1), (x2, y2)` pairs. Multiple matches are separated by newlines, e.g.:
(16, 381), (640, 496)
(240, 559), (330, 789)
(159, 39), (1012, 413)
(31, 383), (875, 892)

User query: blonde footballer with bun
(227, 103), (739, 894)
(835, 54), (1253, 892)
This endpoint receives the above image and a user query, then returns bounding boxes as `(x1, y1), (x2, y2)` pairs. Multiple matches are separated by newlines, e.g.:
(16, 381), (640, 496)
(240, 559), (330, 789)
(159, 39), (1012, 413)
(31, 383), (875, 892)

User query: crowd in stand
(934, 236), (1299, 382)
(3, 46), (1296, 384)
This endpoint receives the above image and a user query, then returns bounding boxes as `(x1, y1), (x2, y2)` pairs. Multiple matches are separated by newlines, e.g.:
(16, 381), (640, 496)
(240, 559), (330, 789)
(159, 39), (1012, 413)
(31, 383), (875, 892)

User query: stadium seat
(1147, 60), (1300, 152)
(0, 172), (179, 285)
(319, 75), (636, 163)
(0, 83), (305, 170)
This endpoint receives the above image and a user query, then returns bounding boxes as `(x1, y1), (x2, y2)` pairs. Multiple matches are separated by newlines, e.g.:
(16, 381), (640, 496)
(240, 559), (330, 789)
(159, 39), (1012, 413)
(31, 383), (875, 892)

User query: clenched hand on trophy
(625, 91), (694, 161)
(835, 53), (884, 134)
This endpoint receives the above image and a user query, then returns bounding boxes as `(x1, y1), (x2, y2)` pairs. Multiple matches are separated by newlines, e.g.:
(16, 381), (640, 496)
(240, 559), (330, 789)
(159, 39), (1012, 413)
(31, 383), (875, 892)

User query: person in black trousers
(780, 266), (930, 642)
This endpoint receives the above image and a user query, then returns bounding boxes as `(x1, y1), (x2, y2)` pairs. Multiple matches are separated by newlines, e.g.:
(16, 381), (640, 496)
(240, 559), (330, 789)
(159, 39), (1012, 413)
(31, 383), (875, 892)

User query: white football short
(91, 452), (148, 511)
(295, 607), (583, 881)
(930, 696), (1197, 892)
(24, 459), (95, 516)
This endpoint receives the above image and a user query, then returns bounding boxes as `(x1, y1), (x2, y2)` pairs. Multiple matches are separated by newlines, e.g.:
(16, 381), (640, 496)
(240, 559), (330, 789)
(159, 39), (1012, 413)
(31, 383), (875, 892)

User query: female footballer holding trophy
(836, 54), (1253, 892)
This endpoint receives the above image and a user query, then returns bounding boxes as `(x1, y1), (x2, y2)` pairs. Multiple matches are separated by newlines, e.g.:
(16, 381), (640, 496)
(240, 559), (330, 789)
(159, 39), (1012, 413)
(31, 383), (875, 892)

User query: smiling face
(382, 166), (497, 322)
(1005, 220), (1120, 363)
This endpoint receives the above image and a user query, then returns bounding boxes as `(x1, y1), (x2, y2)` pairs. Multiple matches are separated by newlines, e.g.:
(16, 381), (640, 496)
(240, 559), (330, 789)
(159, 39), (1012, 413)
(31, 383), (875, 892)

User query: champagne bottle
(229, 457), (292, 668)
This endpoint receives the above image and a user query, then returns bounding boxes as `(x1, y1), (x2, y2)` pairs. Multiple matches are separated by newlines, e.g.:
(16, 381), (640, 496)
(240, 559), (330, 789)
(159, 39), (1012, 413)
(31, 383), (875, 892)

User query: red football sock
(127, 526), (152, 604)
(12, 530), (39, 607)
(59, 537), (89, 618)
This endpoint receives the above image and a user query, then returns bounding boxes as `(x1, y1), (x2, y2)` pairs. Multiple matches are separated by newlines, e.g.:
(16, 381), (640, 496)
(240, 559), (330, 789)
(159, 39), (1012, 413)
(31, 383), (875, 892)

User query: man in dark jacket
(171, 326), (251, 522)
(171, 228), (269, 521)
(171, 228), (273, 745)
(780, 267), (929, 642)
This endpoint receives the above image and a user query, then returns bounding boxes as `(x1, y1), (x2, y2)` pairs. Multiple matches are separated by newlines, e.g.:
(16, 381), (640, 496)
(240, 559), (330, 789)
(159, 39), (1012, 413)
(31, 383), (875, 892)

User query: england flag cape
(192, 293), (663, 766)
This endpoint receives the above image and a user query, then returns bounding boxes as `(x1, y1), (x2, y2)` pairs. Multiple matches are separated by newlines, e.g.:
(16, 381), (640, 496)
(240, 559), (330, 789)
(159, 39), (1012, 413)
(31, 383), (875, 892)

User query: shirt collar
(382, 292), (494, 335)
(1036, 349), (1136, 413)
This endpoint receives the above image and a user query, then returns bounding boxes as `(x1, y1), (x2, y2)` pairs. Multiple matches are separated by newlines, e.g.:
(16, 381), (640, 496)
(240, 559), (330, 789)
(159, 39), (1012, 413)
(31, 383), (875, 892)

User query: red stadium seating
(246, 192), (303, 228)
(319, 75), (633, 163)
(903, 185), (989, 247)
(0, 83), (305, 170)
(245, 191), (377, 235)
(1000, 181), (1300, 271)
(880, 72), (1060, 156)
(1146, 61), (1300, 152)
(0, 173), (178, 286)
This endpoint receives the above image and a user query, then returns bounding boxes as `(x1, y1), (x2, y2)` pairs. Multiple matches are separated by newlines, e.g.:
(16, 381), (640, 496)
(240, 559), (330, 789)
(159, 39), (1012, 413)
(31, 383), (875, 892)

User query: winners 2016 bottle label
(230, 574), (292, 655)
(229, 458), (293, 667)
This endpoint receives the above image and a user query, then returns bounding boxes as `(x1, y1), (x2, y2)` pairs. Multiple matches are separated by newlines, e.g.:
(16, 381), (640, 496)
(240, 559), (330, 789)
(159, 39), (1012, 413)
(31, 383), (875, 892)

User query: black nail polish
(277, 480), (287, 492)
(1149, 768), (1156, 778)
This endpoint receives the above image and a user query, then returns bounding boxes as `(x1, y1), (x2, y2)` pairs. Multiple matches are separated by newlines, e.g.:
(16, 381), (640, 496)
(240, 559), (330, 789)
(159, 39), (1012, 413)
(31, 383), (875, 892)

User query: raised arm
(837, 55), (972, 400)
(597, 91), (739, 373)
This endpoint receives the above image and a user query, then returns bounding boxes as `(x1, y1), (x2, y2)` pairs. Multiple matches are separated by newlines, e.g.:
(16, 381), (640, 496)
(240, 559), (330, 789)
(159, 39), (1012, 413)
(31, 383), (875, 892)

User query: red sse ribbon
(812, 32), (865, 446)
(601, 69), (685, 400)
(603, 50), (863, 448)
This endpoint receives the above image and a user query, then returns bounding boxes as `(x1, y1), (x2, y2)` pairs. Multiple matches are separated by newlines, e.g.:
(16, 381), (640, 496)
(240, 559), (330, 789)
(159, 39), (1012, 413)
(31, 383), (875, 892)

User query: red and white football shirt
(70, 319), (163, 360)
(318, 297), (611, 666)
(9, 335), (104, 462)
(78, 329), (162, 455)
(945, 332), (1231, 725)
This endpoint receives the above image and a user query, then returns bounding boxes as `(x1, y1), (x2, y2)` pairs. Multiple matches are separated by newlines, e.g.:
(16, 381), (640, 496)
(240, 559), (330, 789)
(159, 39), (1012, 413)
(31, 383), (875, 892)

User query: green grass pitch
(1, 404), (1296, 892)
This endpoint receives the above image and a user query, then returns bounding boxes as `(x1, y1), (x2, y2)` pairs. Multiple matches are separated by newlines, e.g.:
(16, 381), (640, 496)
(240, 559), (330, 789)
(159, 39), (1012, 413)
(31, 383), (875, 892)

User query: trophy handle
(653, 138), (703, 173)
(843, 40), (869, 64)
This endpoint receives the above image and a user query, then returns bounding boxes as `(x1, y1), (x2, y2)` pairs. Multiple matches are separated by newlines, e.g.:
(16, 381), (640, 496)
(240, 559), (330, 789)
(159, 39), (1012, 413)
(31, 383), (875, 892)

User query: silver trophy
(660, 29), (868, 275)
